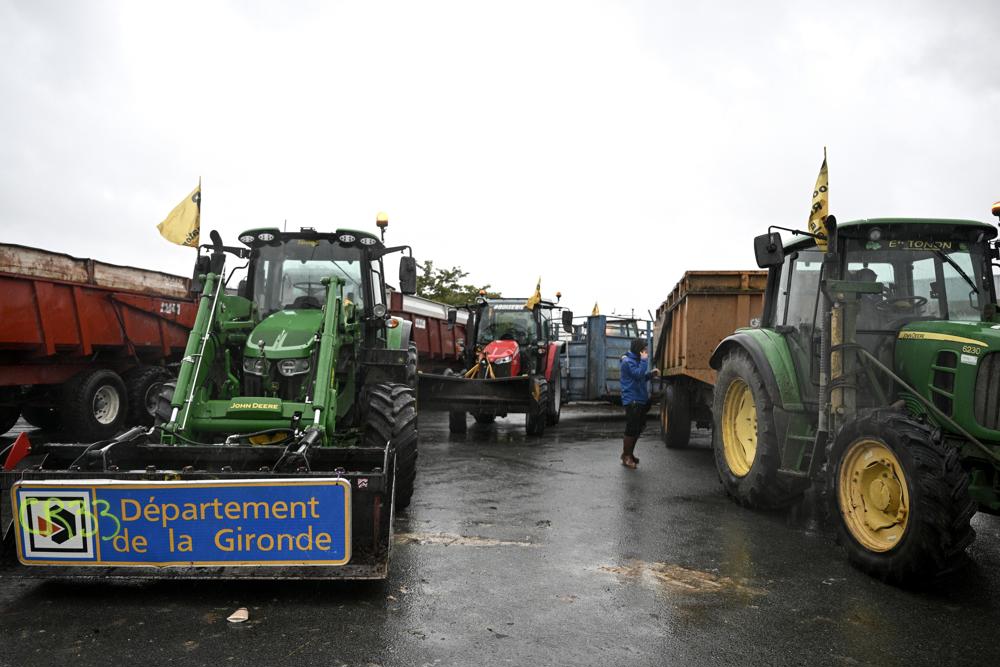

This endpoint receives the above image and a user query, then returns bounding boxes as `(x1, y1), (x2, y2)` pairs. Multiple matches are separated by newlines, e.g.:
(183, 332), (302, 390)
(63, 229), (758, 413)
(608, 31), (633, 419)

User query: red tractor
(418, 296), (572, 435)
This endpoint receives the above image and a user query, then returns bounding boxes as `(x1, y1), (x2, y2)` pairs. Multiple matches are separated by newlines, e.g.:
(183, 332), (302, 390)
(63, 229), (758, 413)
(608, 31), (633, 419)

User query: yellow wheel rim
(837, 438), (909, 552)
(721, 378), (757, 477)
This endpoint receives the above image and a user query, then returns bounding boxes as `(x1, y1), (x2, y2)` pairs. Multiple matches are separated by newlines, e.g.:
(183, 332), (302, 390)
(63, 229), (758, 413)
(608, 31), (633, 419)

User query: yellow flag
(157, 183), (201, 247)
(808, 149), (829, 251)
(524, 277), (542, 310)
(591, 302), (600, 316)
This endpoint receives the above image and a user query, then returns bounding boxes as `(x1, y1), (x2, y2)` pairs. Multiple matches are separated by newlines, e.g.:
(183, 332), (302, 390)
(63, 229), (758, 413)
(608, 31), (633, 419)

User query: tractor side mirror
(447, 308), (457, 331)
(191, 255), (211, 294)
(399, 256), (417, 295)
(561, 310), (574, 334)
(754, 232), (784, 268)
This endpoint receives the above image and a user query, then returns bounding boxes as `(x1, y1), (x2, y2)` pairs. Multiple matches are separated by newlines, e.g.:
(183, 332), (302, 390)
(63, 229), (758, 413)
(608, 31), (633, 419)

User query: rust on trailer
(653, 270), (767, 387)
(388, 291), (468, 371)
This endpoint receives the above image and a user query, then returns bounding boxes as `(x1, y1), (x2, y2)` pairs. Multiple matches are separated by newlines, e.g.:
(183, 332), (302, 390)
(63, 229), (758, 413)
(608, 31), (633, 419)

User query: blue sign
(11, 478), (350, 567)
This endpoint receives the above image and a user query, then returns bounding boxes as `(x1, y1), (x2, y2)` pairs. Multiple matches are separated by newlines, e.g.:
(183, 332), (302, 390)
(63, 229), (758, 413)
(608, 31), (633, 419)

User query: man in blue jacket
(620, 338), (659, 468)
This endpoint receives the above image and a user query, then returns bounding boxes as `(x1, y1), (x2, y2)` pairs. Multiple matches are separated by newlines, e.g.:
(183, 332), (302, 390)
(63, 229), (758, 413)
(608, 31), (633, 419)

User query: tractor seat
(291, 295), (322, 309)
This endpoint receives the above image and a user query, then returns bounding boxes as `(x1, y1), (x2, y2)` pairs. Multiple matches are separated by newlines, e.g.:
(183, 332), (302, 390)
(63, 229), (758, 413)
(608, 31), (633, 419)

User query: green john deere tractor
(711, 214), (1000, 583)
(1, 218), (420, 580)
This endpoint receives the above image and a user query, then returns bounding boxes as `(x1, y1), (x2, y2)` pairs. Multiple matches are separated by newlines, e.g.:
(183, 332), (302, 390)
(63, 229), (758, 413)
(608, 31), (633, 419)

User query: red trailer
(388, 291), (468, 374)
(0, 243), (196, 440)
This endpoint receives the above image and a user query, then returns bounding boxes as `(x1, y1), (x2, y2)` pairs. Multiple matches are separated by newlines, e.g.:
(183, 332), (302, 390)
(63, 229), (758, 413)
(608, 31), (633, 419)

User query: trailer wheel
(712, 351), (798, 509)
(546, 358), (562, 426)
(660, 382), (691, 449)
(62, 369), (128, 441)
(125, 366), (173, 426)
(364, 383), (419, 512)
(825, 409), (975, 584)
(21, 407), (61, 432)
(449, 410), (468, 433)
(526, 377), (549, 436)
(0, 406), (19, 436)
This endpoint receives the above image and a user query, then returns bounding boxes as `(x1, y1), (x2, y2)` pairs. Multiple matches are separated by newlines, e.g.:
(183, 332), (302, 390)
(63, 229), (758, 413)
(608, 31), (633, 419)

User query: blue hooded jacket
(620, 351), (652, 405)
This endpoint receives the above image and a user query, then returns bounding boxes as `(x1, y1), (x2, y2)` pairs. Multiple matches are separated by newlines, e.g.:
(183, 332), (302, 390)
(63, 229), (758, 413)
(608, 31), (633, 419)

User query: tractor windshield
(845, 233), (991, 328)
(252, 239), (364, 315)
(478, 303), (538, 344)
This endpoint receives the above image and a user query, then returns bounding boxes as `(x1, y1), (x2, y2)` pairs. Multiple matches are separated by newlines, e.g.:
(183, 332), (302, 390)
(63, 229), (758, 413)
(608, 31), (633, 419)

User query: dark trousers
(624, 401), (651, 437)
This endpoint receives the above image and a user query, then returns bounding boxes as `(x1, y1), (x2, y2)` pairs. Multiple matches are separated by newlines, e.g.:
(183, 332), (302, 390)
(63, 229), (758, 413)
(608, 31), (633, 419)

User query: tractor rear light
(278, 359), (311, 376)
(243, 358), (266, 375)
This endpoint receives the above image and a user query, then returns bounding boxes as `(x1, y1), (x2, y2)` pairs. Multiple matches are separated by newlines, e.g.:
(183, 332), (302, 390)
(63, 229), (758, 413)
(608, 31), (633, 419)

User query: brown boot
(621, 436), (638, 469)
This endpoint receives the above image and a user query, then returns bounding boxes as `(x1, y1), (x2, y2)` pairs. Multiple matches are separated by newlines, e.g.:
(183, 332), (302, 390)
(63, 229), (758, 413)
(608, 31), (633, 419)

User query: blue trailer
(560, 315), (654, 403)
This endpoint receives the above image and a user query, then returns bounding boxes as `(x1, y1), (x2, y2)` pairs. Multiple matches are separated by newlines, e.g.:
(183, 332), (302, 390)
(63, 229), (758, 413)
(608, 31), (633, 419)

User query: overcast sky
(1, 0), (998, 318)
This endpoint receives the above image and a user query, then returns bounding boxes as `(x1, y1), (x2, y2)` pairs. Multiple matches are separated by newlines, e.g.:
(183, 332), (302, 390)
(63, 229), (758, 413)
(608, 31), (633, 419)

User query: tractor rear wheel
(364, 383), (419, 512)
(62, 369), (128, 441)
(661, 382), (691, 449)
(525, 377), (549, 436)
(712, 351), (799, 509)
(449, 411), (467, 433)
(21, 407), (61, 432)
(546, 358), (562, 426)
(125, 366), (173, 427)
(826, 409), (975, 584)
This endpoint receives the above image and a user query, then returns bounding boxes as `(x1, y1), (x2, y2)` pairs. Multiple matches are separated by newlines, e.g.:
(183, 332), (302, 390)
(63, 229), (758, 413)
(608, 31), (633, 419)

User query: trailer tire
(526, 377), (548, 436)
(546, 358), (562, 426)
(661, 382), (691, 449)
(364, 383), (419, 512)
(449, 410), (468, 433)
(0, 406), (19, 436)
(825, 409), (975, 584)
(712, 351), (799, 509)
(62, 369), (128, 441)
(125, 366), (173, 427)
(21, 407), (61, 432)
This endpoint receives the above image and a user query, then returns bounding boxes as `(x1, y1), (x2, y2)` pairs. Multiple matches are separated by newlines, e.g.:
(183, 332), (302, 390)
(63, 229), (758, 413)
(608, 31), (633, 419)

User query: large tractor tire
(124, 366), (173, 427)
(153, 381), (176, 426)
(826, 409), (975, 584)
(365, 383), (419, 512)
(660, 382), (691, 449)
(21, 407), (61, 432)
(712, 351), (799, 509)
(62, 369), (128, 441)
(546, 358), (562, 426)
(525, 377), (549, 436)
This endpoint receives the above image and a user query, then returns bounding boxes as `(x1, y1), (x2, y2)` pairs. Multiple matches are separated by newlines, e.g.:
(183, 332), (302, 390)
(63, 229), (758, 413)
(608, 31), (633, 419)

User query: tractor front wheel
(526, 377), (549, 436)
(712, 351), (798, 509)
(0, 406), (19, 436)
(661, 382), (691, 449)
(365, 383), (419, 512)
(826, 409), (975, 584)
(546, 358), (562, 426)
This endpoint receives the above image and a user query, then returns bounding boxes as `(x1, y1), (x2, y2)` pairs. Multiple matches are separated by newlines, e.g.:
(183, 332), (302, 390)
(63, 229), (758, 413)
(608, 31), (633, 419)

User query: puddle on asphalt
(394, 531), (537, 547)
(599, 561), (765, 596)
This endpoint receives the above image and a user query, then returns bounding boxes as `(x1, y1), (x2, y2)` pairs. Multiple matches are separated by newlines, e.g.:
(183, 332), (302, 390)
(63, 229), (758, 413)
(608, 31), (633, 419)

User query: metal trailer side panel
(388, 292), (468, 368)
(563, 316), (654, 402)
(653, 270), (766, 387)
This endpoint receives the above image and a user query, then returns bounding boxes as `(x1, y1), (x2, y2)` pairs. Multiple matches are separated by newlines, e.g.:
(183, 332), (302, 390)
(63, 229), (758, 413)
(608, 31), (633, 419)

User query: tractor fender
(543, 341), (564, 381)
(387, 316), (413, 351)
(709, 330), (802, 411)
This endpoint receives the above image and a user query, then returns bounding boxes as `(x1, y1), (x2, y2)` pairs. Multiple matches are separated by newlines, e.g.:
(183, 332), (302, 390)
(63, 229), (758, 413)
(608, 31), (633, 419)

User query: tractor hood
(896, 320), (1000, 354)
(245, 309), (324, 359)
(483, 340), (522, 376)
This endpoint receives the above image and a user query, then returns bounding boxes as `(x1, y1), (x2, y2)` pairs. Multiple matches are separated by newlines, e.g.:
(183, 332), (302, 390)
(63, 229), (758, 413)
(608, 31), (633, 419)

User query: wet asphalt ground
(2, 404), (1000, 667)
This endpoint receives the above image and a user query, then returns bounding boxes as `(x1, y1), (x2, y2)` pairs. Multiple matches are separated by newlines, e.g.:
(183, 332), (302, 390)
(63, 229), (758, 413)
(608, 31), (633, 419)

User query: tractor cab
(472, 298), (553, 378)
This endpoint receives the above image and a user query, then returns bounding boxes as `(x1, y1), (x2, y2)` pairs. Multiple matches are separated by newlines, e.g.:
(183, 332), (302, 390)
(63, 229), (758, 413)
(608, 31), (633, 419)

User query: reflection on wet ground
(2, 405), (1000, 666)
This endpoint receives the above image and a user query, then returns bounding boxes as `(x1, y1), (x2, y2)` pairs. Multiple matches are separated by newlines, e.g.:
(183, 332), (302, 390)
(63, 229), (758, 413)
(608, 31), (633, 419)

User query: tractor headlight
(238, 234), (256, 245)
(243, 357), (266, 375)
(373, 303), (387, 318)
(257, 232), (276, 242)
(493, 355), (513, 364)
(338, 233), (356, 244)
(359, 236), (378, 246)
(278, 358), (311, 376)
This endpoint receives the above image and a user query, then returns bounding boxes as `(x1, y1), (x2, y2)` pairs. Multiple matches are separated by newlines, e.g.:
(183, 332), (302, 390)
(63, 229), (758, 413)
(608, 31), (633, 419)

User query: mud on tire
(365, 383), (419, 512)
(62, 369), (128, 441)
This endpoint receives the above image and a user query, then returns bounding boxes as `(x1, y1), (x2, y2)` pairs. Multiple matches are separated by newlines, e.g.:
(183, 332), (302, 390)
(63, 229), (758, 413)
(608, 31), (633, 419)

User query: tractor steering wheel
(876, 295), (928, 313)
